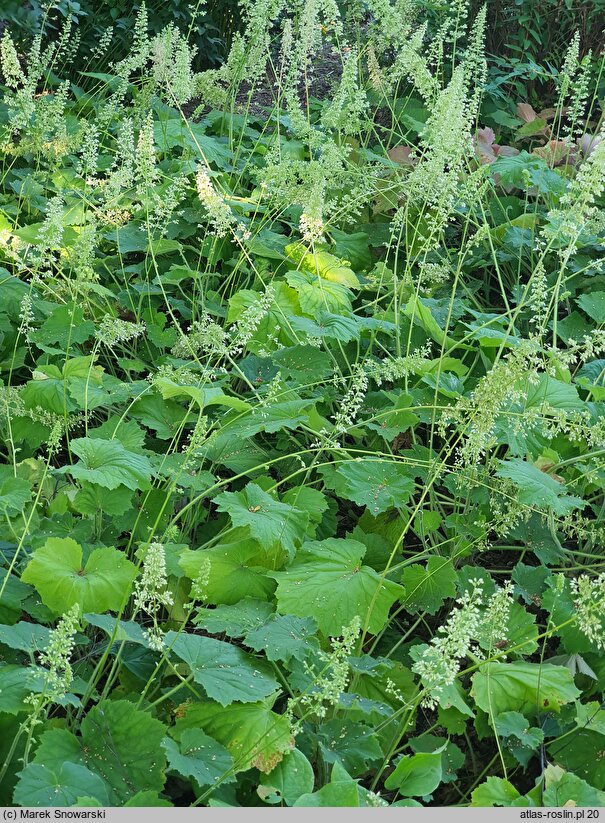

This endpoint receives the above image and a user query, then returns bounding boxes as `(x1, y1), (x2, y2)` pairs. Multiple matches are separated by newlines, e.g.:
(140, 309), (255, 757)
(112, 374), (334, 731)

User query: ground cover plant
(0, 0), (604, 808)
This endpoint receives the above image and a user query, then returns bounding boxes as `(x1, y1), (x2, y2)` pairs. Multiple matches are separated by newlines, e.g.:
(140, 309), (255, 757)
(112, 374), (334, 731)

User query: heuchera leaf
(179, 542), (276, 605)
(13, 762), (109, 807)
(269, 538), (403, 636)
(164, 631), (280, 705)
(213, 483), (308, 556)
(174, 701), (293, 774)
(543, 767), (605, 807)
(294, 762), (360, 807)
(470, 776), (521, 807)
(401, 557), (458, 615)
(258, 749), (315, 805)
(0, 664), (45, 714)
(27, 712), (166, 806)
(0, 466), (32, 515)
(78, 700), (166, 804)
(384, 751), (443, 797)
(61, 437), (154, 490)
(162, 730), (234, 787)
(471, 662), (580, 717)
(496, 459), (584, 516)
(243, 615), (319, 663)
(21, 537), (138, 614)
(327, 459), (415, 515)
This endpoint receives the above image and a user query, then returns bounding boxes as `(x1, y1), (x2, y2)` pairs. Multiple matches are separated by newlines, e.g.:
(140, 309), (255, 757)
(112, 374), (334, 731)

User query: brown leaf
(474, 127), (497, 164)
(532, 140), (573, 166)
(516, 102), (539, 123)
(387, 145), (416, 166)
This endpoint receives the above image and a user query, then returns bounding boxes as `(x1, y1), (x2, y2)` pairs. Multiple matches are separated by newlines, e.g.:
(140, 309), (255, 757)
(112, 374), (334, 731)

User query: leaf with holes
(175, 701), (293, 774)
(162, 730), (234, 787)
(324, 460), (415, 514)
(213, 483), (308, 557)
(79, 700), (167, 804)
(243, 615), (319, 664)
(13, 762), (109, 807)
(165, 631), (279, 705)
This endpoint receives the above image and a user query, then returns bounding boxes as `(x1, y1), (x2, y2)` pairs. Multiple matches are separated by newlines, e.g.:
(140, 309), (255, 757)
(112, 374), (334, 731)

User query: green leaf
(83, 613), (149, 646)
(62, 437), (154, 490)
(0, 466), (32, 515)
(214, 483), (308, 556)
(365, 393), (419, 442)
(272, 345), (333, 382)
(384, 751), (443, 797)
(0, 664), (44, 714)
(405, 295), (455, 346)
(515, 117), (548, 138)
(104, 224), (181, 255)
(495, 711), (544, 767)
(471, 776), (521, 807)
(130, 393), (192, 439)
(401, 556), (458, 615)
(578, 291), (605, 323)
(175, 701), (293, 773)
(154, 377), (250, 412)
(153, 119), (232, 168)
(165, 631), (279, 705)
(549, 730), (605, 790)
(0, 714), (25, 805)
(497, 601), (538, 657)
(194, 599), (275, 637)
(491, 152), (566, 196)
(258, 749), (315, 806)
(179, 543), (275, 606)
(244, 615), (318, 663)
(317, 719), (383, 776)
(79, 700), (166, 804)
(269, 538), (403, 636)
(0, 573), (32, 623)
(284, 244), (360, 289)
(73, 482), (134, 517)
(288, 311), (360, 342)
(0, 621), (50, 653)
(294, 762), (359, 807)
(22, 537), (138, 614)
(543, 766), (605, 807)
(13, 762), (109, 807)
(124, 791), (172, 807)
(225, 400), (314, 438)
(162, 730), (234, 787)
(281, 486), (328, 528)
(286, 270), (353, 316)
(524, 374), (583, 412)
(496, 459), (584, 515)
(512, 562), (551, 605)
(326, 459), (415, 514)
(409, 735), (464, 786)
(29, 304), (95, 351)
(471, 662), (580, 717)
(541, 577), (593, 654)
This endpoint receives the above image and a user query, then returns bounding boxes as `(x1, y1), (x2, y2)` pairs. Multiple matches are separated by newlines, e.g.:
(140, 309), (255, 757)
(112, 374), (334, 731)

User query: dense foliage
(0, 0), (605, 808)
